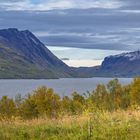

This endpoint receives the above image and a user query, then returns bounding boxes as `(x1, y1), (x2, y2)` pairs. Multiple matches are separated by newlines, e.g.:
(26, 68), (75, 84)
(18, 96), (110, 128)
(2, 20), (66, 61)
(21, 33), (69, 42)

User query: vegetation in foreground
(0, 78), (140, 139)
(0, 110), (140, 140)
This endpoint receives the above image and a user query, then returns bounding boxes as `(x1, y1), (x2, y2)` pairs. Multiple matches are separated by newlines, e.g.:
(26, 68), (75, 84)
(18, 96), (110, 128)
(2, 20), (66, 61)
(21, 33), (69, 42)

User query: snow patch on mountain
(106, 51), (140, 61)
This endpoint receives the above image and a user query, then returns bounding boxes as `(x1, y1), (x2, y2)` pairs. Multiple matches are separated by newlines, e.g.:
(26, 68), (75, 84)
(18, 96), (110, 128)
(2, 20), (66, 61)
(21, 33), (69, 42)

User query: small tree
(130, 78), (140, 107)
(70, 92), (85, 114)
(107, 79), (123, 110)
(18, 94), (39, 119)
(61, 96), (71, 114)
(0, 96), (16, 118)
(32, 87), (61, 118)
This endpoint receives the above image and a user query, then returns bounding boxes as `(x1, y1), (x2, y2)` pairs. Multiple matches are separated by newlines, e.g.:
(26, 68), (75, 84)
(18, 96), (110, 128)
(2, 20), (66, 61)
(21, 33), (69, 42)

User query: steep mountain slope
(0, 28), (74, 78)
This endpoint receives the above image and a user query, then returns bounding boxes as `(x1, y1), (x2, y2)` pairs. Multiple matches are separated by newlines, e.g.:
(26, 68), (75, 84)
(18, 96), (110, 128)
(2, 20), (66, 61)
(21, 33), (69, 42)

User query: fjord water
(0, 78), (132, 97)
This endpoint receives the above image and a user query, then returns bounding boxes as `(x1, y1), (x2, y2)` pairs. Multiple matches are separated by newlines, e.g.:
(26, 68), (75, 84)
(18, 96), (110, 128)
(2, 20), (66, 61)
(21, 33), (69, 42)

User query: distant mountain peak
(4, 28), (19, 32)
(0, 28), (34, 37)
(0, 28), (19, 34)
(106, 50), (140, 61)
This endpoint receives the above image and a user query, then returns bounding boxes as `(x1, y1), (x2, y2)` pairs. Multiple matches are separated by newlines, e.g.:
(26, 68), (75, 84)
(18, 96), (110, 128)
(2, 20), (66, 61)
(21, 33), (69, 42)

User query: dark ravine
(0, 28), (140, 79)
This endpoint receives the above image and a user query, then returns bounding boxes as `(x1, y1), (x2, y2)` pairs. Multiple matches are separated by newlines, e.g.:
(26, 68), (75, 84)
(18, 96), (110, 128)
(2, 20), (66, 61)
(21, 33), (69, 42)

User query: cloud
(0, 0), (29, 11)
(118, 0), (140, 14)
(0, 0), (139, 11)
(0, 1), (140, 51)
(120, 0), (140, 10)
(0, 0), (122, 11)
(0, 0), (24, 2)
(0, 9), (140, 51)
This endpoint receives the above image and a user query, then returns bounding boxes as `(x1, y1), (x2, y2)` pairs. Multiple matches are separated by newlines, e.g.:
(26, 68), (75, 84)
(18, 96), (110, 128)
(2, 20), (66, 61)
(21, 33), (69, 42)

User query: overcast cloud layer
(0, 0), (140, 51)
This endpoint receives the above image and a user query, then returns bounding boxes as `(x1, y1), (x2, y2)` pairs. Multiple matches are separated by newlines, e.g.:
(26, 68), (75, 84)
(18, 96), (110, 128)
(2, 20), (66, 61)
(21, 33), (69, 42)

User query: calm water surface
(0, 78), (132, 97)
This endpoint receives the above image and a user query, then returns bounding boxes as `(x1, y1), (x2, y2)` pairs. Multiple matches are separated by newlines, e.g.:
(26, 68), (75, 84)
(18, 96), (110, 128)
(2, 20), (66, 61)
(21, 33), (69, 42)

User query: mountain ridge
(0, 28), (140, 79)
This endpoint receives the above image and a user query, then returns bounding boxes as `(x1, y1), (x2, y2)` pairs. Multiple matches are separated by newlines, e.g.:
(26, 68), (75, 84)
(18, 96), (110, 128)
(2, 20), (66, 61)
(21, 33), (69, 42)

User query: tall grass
(0, 110), (140, 140)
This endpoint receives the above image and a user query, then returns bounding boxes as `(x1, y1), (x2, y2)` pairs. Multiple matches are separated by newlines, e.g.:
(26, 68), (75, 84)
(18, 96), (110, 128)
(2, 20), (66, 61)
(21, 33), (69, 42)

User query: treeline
(0, 78), (140, 119)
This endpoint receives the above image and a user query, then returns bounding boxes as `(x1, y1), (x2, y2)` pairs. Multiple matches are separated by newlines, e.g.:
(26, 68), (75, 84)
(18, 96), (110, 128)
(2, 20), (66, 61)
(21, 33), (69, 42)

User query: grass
(0, 110), (140, 140)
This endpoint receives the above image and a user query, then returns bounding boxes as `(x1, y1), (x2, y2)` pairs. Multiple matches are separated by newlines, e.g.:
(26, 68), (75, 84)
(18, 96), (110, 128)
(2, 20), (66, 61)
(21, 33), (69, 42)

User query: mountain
(0, 28), (75, 79)
(98, 51), (140, 77)
(0, 28), (140, 79)
(74, 51), (140, 78)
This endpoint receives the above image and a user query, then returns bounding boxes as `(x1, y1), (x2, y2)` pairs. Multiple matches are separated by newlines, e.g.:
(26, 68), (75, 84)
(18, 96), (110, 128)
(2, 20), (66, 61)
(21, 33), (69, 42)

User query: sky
(0, 0), (140, 67)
